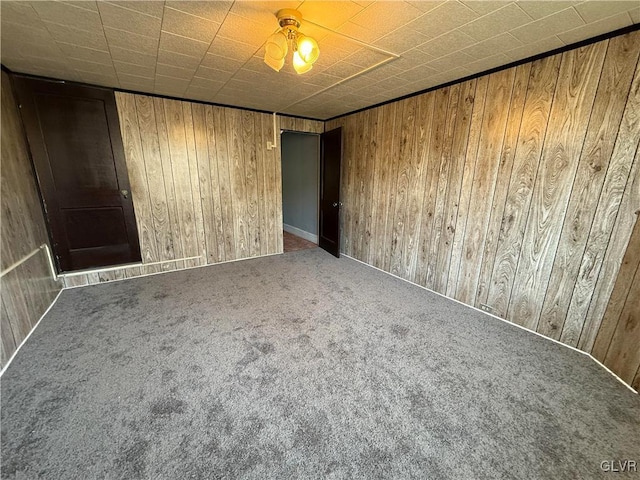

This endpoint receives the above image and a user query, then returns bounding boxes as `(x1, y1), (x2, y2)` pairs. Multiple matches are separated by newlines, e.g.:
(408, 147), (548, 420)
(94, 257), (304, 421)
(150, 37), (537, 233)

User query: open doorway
(281, 131), (320, 253)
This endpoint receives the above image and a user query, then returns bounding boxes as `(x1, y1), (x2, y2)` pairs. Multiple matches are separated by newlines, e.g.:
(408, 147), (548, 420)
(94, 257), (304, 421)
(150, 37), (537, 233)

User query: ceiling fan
(263, 9), (320, 74)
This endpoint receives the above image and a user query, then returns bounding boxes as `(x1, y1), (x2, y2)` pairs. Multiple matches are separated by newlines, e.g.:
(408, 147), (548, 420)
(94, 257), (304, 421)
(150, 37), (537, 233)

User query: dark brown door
(318, 127), (342, 258)
(13, 75), (141, 272)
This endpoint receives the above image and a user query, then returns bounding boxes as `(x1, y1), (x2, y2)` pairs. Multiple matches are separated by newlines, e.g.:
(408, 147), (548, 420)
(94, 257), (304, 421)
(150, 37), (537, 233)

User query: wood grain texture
(329, 30), (640, 388)
(598, 217), (640, 384)
(68, 93), (286, 286)
(540, 33), (640, 341)
(508, 41), (607, 330)
(1, 71), (62, 367)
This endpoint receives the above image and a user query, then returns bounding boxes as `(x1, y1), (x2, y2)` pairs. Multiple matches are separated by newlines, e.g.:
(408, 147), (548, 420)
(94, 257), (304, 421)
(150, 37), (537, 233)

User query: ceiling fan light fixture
(293, 50), (313, 74)
(296, 34), (319, 64)
(264, 51), (285, 72)
(265, 31), (288, 61)
(264, 9), (319, 75)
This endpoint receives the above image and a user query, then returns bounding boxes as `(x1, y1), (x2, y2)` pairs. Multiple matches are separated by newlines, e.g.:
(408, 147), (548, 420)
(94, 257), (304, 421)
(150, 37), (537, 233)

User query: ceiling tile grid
(1, 0), (638, 119)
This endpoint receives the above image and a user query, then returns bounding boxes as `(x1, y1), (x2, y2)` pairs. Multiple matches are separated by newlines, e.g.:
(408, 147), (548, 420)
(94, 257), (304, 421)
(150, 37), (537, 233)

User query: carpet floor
(1, 248), (639, 479)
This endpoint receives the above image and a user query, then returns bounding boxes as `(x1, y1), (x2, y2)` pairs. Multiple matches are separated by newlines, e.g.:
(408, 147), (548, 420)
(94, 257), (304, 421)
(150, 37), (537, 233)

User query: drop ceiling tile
(184, 85), (218, 101)
(201, 53), (247, 72)
(298, 1), (364, 29)
(69, 59), (116, 74)
(426, 50), (474, 72)
(406, 1), (479, 40)
(392, 47), (436, 70)
(459, 3), (532, 42)
(162, 7), (221, 43)
(97, 2), (162, 38)
(157, 50), (202, 70)
(460, 1), (512, 16)
(417, 29), (477, 58)
(300, 71), (343, 88)
(110, 46), (157, 67)
(375, 28), (430, 53)
(75, 71), (119, 87)
(207, 36), (259, 61)
(1, 22), (53, 45)
(17, 41), (66, 59)
(167, 1), (234, 23)
(57, 43), (112, 64)
(630, 7), (640, 23)
(351, 1), (424, 35)
(394, 64), (439, 83)
(31, 1), (103, 33)
(58, 1), (98, 12)
(156, 63), (197, 80)
(194, 65), (234, 82)
(117, 73), (155, 89)
(154, 75), (190, 90)
(214, 13), (276, 47)
(44, 23), (109, 51)
(460, 32), (522, 59)
(104, 27), (159, 56)
(406, 1), (445, 14)
(516, 1), (580, 20)
(336, 21), (383, 44)
(558, 12), (633, 45)
(107, 1), (164, 18)
(510, 8), (585, 44)
(321, 61), (367, 78)
(159, 32), (210, 58)
(2, 2), (44, 28)
(229, 1), (298, 26)
(319, 34), (363, 56)
(343, 48), (389, 68)
(574, 1), (637, 23)
(503, 35), (564, 62)
(113, 61), (155, 78)
(17, 56), (70, 72)
(189, 77), (226, 90)
(465, 52), (511, 73)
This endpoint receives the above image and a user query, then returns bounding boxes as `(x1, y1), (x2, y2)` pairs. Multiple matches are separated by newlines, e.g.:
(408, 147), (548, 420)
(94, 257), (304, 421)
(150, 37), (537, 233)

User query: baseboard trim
(342, 253), (638, 395)
(0, 287), (64, 377)
(283, 224), (318, 243)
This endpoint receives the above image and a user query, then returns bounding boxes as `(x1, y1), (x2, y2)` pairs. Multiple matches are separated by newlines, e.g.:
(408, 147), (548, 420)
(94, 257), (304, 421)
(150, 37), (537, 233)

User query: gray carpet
(1, 248), (639, 479)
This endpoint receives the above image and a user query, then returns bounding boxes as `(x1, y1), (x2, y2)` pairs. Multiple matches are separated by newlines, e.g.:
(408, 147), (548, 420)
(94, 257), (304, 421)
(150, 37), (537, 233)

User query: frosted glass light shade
(265, 32), (288, 60)
(293, 51), (313, 74)
(296, 34), (319, 64)
(264, 51), (285, 72)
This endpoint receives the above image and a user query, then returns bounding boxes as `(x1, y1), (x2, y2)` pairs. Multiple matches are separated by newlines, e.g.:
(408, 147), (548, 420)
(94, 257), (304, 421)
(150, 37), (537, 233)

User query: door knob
(121, 189), (129, 199)
(332, 202), (338, 207)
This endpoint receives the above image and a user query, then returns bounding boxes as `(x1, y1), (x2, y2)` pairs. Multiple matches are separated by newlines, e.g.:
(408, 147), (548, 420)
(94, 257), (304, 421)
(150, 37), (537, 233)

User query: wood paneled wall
(280, 116), (324, 134)
(62, 95), (321, 287)
(326, 30), (640, 385)
(1, 71), (62, 368)
(593, 217), (640, 389)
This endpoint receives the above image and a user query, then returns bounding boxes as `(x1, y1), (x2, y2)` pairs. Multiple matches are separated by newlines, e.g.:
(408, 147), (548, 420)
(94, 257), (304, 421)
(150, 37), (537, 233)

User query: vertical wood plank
(434, 80), (476, 293)
(539, 34), (640, 340)
(571, 56), (640, 350)
(242, 110), (260, 257)
(153, 97), (184, 271)
(475, 64), (530, 306)
(456, 68), (516, 305)
(416, 87), (451, 287)
(508, 42), (608, 329)
(182, 102), (207, 266)
(133, 95), (174, 269)
(485, 54), (562, 317)
(191, 104), (218, 263)
(446, 75), (489, 296)
(115, 93), (159, 269)
(427, 84), (460, 292)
